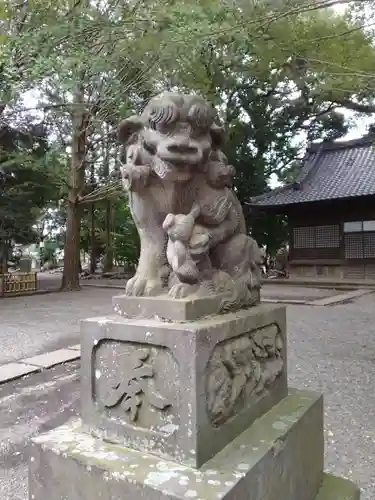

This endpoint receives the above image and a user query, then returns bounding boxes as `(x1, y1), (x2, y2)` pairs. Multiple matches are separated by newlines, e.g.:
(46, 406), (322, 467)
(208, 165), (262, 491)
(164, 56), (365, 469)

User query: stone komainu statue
(118, 92), (262, 312)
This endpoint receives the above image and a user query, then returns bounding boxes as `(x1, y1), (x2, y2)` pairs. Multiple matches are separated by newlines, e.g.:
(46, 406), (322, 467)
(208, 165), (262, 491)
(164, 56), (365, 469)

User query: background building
(249, 137), (375, 280)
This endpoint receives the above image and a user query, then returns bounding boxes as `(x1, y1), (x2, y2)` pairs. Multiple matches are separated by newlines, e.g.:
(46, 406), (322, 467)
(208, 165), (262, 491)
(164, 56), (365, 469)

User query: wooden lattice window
(344, 233), (363, 259)
(364, 233), (375, 259)
(315, 225), (340, 248)
(293, 226), (315, 248)
(293, 225), (340, 249)
(343, 220), (375, 259)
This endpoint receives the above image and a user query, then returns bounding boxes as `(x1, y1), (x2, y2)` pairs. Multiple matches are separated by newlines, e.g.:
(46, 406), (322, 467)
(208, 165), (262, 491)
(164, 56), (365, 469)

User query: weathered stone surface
(112, 294), (228, 322)
(29, 389), (330, 500)
(80, 304), (287, 468)
(0, 362), (39, 384)
(315, 474), (360, 500)
(23, 348), (80, 368)
(118, 92), (262, 311)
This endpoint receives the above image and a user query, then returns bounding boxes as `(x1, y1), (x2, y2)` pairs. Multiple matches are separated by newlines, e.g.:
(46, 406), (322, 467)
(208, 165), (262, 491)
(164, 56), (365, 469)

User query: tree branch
(78, 181), (121, 204)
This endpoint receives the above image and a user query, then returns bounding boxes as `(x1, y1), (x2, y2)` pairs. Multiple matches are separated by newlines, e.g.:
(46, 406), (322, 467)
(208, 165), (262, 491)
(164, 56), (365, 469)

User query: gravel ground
(261, 283), (339, 301)
(0, 292), (374, 499)
(0, 284), (337, 366)
(0, 288), (117, 365)
(287, 295), (375, 500)
(83, 279), (340, 301)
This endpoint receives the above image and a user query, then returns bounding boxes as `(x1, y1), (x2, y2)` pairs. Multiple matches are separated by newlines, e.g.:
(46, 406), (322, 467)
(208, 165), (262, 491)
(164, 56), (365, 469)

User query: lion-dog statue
(118, 92), (261, 312)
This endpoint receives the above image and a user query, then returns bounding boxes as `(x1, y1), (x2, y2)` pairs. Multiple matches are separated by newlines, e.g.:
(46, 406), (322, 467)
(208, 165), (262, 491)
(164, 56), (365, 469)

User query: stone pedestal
(81, 299), (287, 468)
(28, 295), (360, 500)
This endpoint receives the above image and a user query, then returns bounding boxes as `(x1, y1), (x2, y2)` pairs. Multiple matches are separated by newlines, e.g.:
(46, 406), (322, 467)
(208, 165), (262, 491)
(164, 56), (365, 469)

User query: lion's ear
(118, 116), (144, 144)
(210, 123), (225, 149)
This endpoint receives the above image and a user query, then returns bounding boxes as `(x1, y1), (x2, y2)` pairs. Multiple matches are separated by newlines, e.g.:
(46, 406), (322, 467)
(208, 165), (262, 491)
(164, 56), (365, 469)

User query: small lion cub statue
(162, 205), (212, 287)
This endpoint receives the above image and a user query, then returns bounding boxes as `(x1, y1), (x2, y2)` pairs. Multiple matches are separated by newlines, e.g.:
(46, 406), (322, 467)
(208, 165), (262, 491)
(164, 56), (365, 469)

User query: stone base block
(28, 389), (348, 500)
(316, 475), (360, 500)
(112, 293), (229, 322)
(80, 303), (287, 468)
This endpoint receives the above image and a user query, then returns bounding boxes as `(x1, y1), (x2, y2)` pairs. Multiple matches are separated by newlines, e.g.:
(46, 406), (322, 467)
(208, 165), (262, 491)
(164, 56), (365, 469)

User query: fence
(0, 272), (37, 297)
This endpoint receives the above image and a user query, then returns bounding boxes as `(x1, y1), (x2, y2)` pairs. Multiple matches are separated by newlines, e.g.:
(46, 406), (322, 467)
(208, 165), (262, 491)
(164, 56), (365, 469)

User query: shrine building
(248, 136), (375, 280)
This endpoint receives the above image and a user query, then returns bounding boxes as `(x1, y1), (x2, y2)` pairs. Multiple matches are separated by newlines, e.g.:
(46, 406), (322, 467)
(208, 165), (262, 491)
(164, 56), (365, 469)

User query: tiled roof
(249, 136), (375, 207)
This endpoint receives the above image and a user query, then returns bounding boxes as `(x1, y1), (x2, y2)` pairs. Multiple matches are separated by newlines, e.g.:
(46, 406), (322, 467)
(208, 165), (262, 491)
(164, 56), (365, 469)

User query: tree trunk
(0, 241), (10, 274)
(61, 83), (87, 291)
(103, 200), (113, 272)
(89, 203), (97, 274)
(61, 201), (82, 290)
(102, 123), (113, 273)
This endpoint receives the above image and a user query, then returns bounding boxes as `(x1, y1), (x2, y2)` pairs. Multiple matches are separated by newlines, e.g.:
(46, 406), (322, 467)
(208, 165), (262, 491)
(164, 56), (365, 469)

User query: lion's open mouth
(159, 153), (200, 166)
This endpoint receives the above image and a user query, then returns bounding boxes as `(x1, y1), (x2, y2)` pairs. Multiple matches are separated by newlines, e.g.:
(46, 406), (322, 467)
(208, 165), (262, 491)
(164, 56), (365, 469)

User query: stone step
(29, 389), (326, 500)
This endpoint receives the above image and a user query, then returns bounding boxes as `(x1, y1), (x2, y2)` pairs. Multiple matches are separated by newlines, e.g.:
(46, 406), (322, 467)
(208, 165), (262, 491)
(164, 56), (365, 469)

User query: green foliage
(39, 239), (59, 265)
(0, 124), (60, 245)
(80, 196), (139, 268)
(2, 0), (375, 269)
(163, 3), (375, 247)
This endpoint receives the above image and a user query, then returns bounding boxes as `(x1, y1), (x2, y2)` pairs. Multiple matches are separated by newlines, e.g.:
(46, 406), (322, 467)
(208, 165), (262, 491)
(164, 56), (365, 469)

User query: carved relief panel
(93, 341), (179, 435)
(205, 323), (284, 426)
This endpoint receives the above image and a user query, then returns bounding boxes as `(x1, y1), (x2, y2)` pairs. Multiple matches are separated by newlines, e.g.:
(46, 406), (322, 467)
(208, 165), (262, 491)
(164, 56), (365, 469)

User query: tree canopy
(0, 123), (57, 239)
(1, 0), (375, 277)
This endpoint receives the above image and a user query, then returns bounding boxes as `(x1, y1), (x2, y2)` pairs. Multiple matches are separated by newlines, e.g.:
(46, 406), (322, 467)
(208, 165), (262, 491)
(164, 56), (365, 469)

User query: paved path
(0, 295), (375, 499)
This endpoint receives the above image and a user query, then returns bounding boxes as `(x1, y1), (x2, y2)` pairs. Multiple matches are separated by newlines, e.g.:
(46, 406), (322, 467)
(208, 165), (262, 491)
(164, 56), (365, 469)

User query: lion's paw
(121, 163), (151, 191)
(168, 283), (198, 299)
(125, 276), (164, 297)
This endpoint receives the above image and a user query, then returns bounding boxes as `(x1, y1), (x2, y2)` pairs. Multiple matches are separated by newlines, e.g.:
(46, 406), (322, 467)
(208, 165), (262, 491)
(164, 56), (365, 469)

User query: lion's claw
(168, 283), (197, 299)
(125, 276), (164, 297)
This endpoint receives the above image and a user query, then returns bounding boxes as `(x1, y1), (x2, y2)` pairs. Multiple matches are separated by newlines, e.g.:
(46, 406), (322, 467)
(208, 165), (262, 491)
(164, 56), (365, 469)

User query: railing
(0, 272), (37, 296)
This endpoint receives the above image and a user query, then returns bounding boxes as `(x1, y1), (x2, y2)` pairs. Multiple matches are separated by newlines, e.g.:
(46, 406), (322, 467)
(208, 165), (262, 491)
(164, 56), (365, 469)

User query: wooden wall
(286, 196), (375, 267)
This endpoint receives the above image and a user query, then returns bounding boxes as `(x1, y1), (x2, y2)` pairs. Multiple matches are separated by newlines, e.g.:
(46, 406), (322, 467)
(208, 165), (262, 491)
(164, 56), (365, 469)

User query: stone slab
(263, 298), (307, 305)
(68, 344), (81, 351)
(0, 362), (40, 384)
(29, 389), (325, 500)
(307, 289), (372, 306)
(22, 348), (80, 368)
(112, 294), (229, 322)
(315, 474), (360, 500)
(80, 304), (287, 468)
